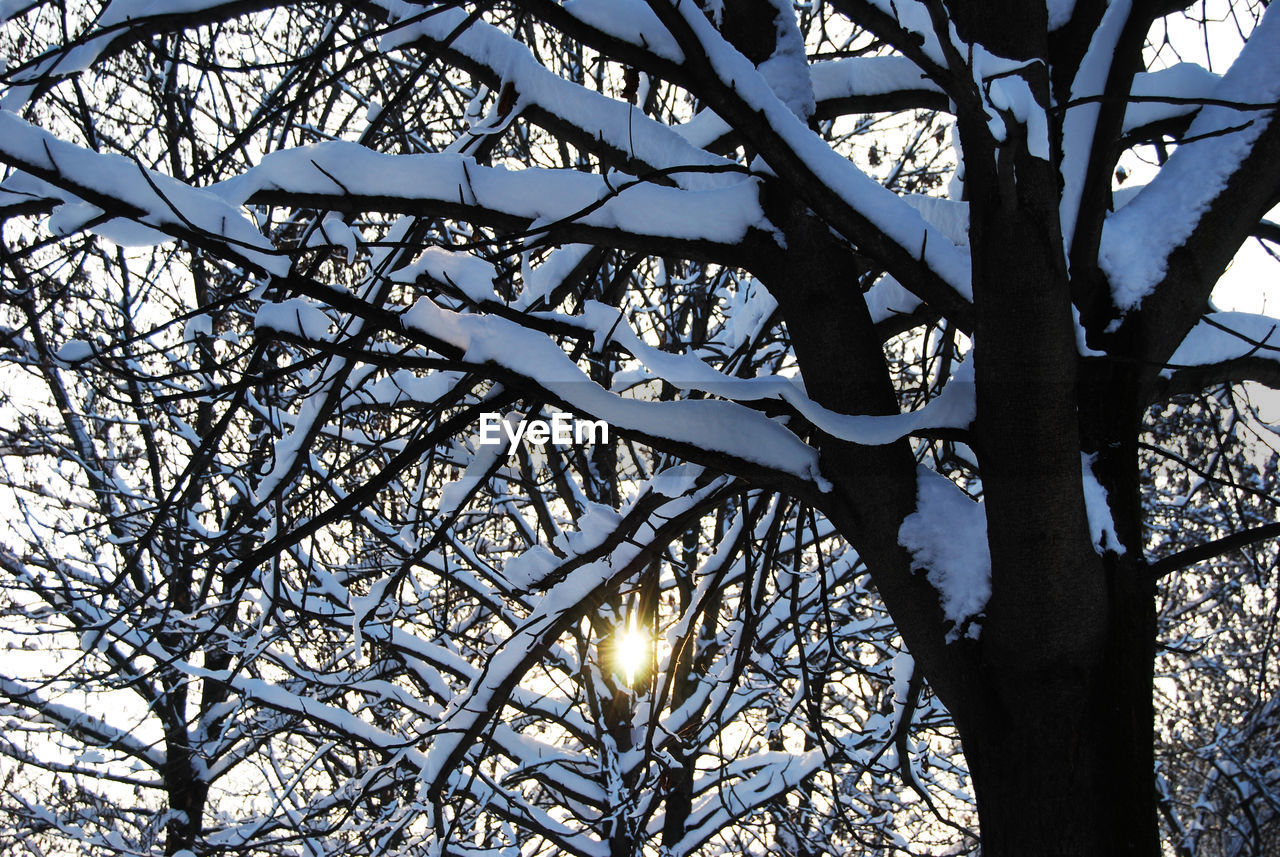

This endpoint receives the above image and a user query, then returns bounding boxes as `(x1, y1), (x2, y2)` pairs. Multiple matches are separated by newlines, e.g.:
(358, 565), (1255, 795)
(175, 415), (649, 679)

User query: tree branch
(1149, 521), (1280, 579)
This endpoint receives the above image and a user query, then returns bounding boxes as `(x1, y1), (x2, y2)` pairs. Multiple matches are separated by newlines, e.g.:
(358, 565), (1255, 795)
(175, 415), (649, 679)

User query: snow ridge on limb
(898, 466), (991, 641)
(390, 245), (500, 303)
(0, 676), (165, 771)
(810, 55), (946, 106)
(1081, 453), (1125, 555)
(1152, 311), (1280, 397)
(1163, 312), (1280, 376)
(756, 0), (817, 120)
(644, 0), (974, 306)
(574, 300), (976, 444)
(557, 0), (685, 61)
(1057, 0), (1133, 253)
(0, 111), (287, 274)
(0, 0), (275, 110)
(373, 3), (736, 190)
(1123, 64), (1223, 133)
(676, 55), (948, 151)
(214, 142), (773, 253)
(1047, 0), (1078, 31)
(1099, 5), (1280, 311)
(666, 750), (828, 855)
(402, 296), (830, 489)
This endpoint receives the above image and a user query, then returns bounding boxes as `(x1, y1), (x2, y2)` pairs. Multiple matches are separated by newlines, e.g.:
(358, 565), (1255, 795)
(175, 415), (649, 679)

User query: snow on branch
(669, 750), (828, 855)
(1, 0), (276, 109)
(646, 0), (974, 311)
(375, 4), (734, 187)
(1099, 5), (1280, 310)
(811, 55), (947, 110)
(0, 676), (166, 770)
(678, 55), (950, 153)
(401, 296), (829, 487)
(0, 111), (288, 274)
(1163, 312), (1280, 376)
(414, 480), (728, 798)
(570, 300), (975, 444)
(898, 467), (990, 640)
(215, 142), (774, 257)
(1153, 311), (1280, 396)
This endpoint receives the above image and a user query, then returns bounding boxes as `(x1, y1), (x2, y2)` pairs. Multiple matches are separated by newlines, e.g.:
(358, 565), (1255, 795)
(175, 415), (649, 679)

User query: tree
(1, 1), (1279, 855)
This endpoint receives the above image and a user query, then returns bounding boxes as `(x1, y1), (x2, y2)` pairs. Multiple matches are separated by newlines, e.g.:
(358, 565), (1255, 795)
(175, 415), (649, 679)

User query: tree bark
(960, 561), (1158, 857)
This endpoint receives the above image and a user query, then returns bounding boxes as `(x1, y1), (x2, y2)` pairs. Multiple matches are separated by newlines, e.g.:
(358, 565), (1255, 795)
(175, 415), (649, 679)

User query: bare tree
(2, 1), (1279, 855)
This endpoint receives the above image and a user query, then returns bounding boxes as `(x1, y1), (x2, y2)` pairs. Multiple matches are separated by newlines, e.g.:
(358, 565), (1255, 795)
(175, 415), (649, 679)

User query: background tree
(1, 1), (1278, 856)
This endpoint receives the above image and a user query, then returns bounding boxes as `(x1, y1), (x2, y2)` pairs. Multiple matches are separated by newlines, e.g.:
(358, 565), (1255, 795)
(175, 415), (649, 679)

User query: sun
(613, 614), (650, 686)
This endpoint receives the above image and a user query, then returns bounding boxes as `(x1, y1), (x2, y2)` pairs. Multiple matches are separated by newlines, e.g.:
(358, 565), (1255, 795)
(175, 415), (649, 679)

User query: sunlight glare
(614, 614), (649, 686)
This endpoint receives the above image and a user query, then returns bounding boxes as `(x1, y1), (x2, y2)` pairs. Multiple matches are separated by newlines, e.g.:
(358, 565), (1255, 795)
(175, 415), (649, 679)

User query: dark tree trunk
(960, 568), (1158, 857)
(769, 204), (1166, 854)
(950, 84), (1160, 852)
(163, 738), (209, 856)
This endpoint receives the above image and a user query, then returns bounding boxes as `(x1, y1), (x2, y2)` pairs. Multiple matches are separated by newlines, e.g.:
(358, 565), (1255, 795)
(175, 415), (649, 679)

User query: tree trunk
(164, 759), (209, 856)
(938, 36), (1163, 849)
(958, 556), (1158, 857)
